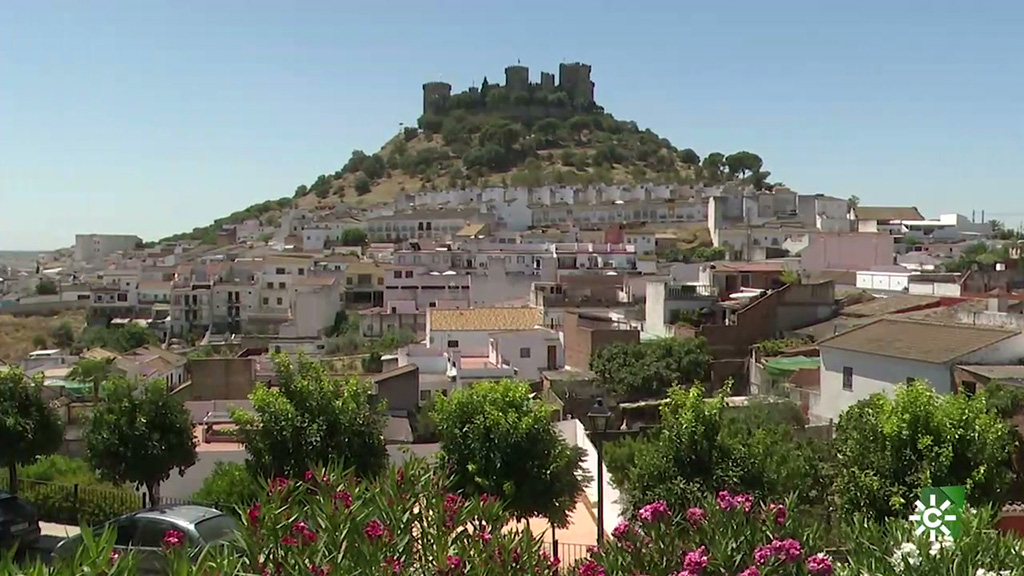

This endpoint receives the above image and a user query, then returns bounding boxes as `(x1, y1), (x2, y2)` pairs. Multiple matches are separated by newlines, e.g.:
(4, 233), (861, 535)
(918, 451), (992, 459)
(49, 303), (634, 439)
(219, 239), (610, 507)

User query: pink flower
(291, 521), (317, 544)
(770, 538), (803, 563)
(269, 477), (289, 493)
(161, 529), (185, 549)
(754, 545), (774, 565)
(685, 507), (707, 527)
(637, 500), (670, 523)
(333, 490), (353, 509)
(384, 557), (403, 573)
(806, 553), (833, 575)
(716, 490), (737, 510)
(109, 549), (120, 564)
(738, 568), (761, 576)
(767, 503), (787, 525)
(733, 493), (753, 513)
(247, 502), (261, 527)
(281, 535), (300, 547)
(309, 564), (330, 576)
(396, 467), (405, 485)
(444, 493), (464, 527)
(446, 555), (463, 573)
(611, 519), (633, 539)
(364, 519), (386, 540)
(478, 531), (492, 543)
(578, 559), (606, 576)
(682, 546), (709, 573)
(304, 470), (317, 483)
(480, 493), (493, 505)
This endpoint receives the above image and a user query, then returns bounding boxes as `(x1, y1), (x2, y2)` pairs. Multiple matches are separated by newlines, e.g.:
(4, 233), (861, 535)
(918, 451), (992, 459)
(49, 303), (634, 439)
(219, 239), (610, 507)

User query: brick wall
(563, 310), (639, 370)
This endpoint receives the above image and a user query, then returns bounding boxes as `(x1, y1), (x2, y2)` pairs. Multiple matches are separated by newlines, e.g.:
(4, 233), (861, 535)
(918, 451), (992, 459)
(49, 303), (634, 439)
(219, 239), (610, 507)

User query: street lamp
(587, 397), (612, 543)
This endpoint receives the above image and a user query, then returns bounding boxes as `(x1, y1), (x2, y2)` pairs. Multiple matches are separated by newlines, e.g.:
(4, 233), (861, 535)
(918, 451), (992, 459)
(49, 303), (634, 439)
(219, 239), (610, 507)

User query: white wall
(855, 271), (910, 292)
(818, 348), (952, 422)
(908, 281), (962, 297)
(428, 330), (492, 356)
(490, 330), (563, 381)
(160, 449), (248, 500)
(557, 419), (620, 539)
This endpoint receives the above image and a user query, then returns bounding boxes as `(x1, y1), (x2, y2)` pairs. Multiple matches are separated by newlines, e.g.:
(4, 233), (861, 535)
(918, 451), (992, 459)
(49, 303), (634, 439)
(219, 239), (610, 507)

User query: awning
(763, 356), (819, 378)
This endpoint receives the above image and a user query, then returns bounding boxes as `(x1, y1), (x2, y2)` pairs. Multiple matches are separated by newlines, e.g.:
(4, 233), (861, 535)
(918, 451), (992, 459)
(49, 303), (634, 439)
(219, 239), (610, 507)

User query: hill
(0, 310), (86, 363)
(163, 62), (772, 243)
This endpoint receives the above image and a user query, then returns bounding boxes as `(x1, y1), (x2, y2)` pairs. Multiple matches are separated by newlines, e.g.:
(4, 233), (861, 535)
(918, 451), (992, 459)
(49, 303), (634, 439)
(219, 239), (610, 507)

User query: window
(842, 366), (853, 391)
(393, 271), (402, 279)
(116, 293), (128, 302)
(420, 390), (432, 402)
(276, 297), (283, 306)
(262, 297), (269, 305)
(346, 277), (353, 285)
(297, 268), (305, 276)
(377, 277), (383, 285)
(132, 518), (177, 548)
(447, 340), (459, 348)
(404, 270), (413, 278)
(519, 347), (531, 358)
(110, 517), (139, 547)
(275, 267), (286, 274)
(278, 282), (286, 289)
(429, 301), (437, 308)
(266, 282), (274, 289)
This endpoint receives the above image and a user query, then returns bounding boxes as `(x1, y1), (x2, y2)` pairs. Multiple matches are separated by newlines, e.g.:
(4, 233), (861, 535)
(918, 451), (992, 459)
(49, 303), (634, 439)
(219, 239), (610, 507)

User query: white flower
(891, 541), (921, 569)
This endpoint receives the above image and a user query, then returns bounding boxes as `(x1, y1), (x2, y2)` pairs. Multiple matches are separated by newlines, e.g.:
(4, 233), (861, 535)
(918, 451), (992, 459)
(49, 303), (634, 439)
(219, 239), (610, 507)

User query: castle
(422, 62), (595, 115)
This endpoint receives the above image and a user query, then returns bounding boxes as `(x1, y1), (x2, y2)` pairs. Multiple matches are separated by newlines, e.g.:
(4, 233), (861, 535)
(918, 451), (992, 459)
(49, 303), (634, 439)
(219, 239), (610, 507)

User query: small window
(266, 282), (274, 289)
(447, 340), (459, 348)
(420, 390), (432, 402)
(393, 271), (402, 279)
(275, 267), (286, 274)
(377, 277), (384, 285)
(429, 301), (437, 308)
(278, 282), (286, 289)
(276, 297), (283, 305)
(519, 347), (531, 358)
(346, 277), (353, 285)
(262, 297), (269, 305)
(404, 270), (413, 278)
(274, 346), (281, 353)
(842, 367), (853, 391)
(298, 268), (305, 276)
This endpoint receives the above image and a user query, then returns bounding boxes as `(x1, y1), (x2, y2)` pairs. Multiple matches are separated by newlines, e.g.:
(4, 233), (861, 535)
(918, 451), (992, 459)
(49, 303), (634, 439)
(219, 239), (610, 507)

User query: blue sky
(3, 0), (1024, 250)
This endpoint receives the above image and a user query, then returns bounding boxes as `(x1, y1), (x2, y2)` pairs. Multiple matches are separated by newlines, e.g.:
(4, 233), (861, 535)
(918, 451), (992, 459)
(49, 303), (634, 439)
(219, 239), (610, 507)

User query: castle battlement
(421, 62), (594, 115)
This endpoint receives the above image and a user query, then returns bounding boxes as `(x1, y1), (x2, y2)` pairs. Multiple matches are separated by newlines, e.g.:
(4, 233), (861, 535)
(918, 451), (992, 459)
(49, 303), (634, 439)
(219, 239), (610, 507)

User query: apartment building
(301, 217), (363, 251)
(364, 209), (494, 242)
(531, 199), (707, 228)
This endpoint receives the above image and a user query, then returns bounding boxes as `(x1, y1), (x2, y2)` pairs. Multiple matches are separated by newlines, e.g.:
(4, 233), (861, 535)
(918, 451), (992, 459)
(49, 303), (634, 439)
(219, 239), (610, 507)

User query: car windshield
(194, 514), (238, 544)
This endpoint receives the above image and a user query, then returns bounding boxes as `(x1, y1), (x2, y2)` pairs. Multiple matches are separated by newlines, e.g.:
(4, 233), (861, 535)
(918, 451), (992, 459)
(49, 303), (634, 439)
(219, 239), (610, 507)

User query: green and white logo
(908, 486), (965, 541)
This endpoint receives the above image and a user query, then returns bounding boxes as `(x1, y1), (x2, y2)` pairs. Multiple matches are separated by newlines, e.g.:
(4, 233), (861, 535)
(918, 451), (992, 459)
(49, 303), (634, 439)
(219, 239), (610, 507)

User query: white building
(74, 234), (143, 266)
(426, 307), (543, 357)
(815, 318), (1024, 422)
(365, 209), (493, 242)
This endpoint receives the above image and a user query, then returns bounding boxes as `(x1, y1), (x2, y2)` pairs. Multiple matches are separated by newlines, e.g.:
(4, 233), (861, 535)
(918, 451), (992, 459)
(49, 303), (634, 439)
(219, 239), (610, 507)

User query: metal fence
(544, 541), (593, 566)
(0, 478), (143, 526)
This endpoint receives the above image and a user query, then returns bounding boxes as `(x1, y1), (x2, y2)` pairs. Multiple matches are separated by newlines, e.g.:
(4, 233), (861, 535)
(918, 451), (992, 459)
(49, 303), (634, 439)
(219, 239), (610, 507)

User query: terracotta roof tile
(429, 307), (542, 331)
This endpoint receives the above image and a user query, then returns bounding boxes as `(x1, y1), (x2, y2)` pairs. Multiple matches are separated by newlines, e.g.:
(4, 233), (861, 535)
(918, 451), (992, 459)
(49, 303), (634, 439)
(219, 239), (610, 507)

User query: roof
(81, 348), (120, 360)
(817, 318), (1018, 364)
(135, 505), (223, 524)
(957, 365), (1024, 384)
(710, 261), (790, 273)
(795, 316), (877, 342)
(842, 294), (941, 317)
(854, 206), (925, 221)
(428, 307), (542, 331)
(455, 223), (488, 238)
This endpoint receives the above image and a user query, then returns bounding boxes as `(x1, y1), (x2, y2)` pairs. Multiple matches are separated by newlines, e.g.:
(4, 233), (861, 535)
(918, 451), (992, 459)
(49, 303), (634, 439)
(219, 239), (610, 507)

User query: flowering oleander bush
(577, 491), (830, 576)
(837, 507), (1024, 576)
(3, 457), (560, 576)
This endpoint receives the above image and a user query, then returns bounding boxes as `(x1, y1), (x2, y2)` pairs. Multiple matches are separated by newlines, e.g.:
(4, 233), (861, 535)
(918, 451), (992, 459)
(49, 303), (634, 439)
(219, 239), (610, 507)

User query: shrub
(191, 461), (261, 514)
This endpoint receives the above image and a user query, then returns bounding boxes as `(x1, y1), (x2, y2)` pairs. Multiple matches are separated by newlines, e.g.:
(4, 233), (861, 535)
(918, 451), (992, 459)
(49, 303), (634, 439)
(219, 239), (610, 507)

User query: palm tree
(67, 357), (114, 403)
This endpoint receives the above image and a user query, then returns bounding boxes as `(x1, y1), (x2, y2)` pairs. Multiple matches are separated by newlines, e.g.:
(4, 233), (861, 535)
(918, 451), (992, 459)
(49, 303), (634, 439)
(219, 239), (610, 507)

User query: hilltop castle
(422, 62), (595, 115)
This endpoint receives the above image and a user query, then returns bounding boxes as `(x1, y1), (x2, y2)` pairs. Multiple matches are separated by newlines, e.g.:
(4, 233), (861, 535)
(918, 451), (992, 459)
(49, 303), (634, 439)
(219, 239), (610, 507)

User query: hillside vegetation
(163, 69), (773, 243)
(0, 310), (86, 363)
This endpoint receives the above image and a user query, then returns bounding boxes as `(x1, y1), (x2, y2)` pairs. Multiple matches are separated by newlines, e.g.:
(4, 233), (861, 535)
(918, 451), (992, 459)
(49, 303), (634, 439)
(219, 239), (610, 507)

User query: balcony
(665, 284), (718, 300)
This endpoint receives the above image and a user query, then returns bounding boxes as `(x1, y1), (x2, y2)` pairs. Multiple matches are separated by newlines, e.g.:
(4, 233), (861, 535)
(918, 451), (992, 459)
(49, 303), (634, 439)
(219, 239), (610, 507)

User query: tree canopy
(833, 381), (1016, 521)
(432, 380), (587, 527)
(75, 324), (158, 354)
(85, 377), (197, 505)
(232, 354), (387, 479)
(590, 337), (711, 401)
(0, 368), (64, 492)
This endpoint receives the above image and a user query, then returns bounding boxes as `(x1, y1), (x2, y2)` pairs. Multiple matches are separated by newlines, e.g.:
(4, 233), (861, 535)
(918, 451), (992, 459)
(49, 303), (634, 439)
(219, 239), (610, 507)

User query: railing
(543, 541), (593, 567)
(0, 478), (143, 526)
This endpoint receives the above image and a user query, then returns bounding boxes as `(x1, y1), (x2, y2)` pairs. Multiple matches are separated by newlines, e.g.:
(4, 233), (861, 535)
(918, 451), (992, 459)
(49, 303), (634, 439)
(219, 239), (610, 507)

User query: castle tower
(504, 65), (529, 92)
(422, 81), (452, 115)
(540, 71), (555, 90)
(558, 62), (594, 105)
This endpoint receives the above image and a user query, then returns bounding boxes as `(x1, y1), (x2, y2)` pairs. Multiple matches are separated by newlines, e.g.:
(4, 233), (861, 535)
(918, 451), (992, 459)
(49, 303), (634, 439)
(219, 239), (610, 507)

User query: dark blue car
(0, 491), (41, 551)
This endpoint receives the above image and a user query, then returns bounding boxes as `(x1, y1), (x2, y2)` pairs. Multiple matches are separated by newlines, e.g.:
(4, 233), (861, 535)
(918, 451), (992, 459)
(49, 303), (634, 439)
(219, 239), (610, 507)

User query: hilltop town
(6, 62), (1024, 573)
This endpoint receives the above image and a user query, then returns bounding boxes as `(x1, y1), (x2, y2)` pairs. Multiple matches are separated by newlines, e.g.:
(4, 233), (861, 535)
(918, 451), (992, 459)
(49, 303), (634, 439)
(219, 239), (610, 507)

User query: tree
(354, 174), (372, 196)
(35, 278), (58, 296)
(606, 385), (829, 514)
(293, 184), (309, 198)
(68, 357), (115, 402)
(833, 381), (1016, 521)
(590, 337), (711, 401)
(232, 354), (387, 479)
(0, 368), (64, 493)
(50, 321), (76, 349)
(724, 151), (764, 178)
(85, 377), (197, 505)
(678, 148), (700, 166)
(701, 152), (725, 182)
(31, 334), (48, 349)
(340, 228), (367, 246)
(432, 380), (587, 526)
(76, 323), (157, 353)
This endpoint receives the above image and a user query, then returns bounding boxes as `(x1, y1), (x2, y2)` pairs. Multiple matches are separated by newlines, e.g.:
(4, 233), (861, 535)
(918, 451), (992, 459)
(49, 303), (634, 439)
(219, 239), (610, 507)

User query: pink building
(799, 232), (894, 273)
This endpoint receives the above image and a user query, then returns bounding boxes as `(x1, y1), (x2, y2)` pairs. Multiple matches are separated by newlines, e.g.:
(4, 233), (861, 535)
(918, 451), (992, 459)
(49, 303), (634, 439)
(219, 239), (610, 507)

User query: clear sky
(3, 0), (1024, 251)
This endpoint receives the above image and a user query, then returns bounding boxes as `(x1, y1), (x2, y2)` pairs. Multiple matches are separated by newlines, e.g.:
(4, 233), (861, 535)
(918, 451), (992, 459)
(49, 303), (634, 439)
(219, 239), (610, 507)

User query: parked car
(0, 490), (41, 551)
(51, 505), (238, 574)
